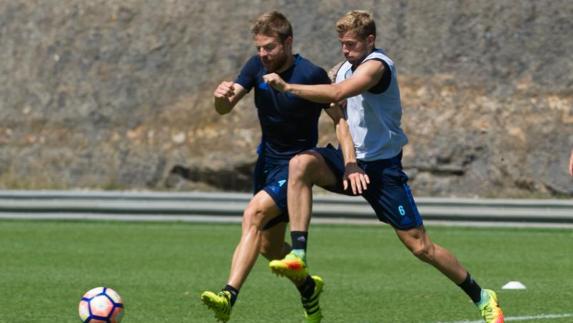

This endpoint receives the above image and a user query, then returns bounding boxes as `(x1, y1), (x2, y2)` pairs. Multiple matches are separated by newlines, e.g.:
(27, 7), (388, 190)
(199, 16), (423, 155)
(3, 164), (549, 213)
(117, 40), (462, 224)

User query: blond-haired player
(264, 10), (504, 323)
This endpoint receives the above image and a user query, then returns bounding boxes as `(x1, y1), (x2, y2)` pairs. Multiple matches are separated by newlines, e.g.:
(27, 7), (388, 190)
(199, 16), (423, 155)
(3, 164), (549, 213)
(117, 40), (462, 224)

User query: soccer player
(200, 11), (357, 322)
(263, 10), (505, 323)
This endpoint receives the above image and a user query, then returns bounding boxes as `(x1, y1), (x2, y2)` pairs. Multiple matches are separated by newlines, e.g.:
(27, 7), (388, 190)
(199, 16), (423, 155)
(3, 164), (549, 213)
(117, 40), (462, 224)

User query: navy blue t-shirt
(235, 54), (330, 159)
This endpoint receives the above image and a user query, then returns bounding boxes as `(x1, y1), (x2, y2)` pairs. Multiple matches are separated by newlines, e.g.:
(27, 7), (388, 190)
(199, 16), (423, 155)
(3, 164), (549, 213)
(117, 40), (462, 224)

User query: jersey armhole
(328, 61), (346, 83)
(367, 58), (391, 94)
(324, 62), (346, 111)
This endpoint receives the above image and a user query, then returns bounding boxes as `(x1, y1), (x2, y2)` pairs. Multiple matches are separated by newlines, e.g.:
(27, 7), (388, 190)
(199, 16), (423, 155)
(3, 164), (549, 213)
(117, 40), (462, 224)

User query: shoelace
(215, 292), (231, 310)
(482, 304), (499, 320)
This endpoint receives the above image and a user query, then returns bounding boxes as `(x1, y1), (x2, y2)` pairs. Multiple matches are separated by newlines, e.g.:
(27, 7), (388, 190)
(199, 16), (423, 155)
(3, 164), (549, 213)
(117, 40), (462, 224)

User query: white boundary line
(438, 313), (573, 323)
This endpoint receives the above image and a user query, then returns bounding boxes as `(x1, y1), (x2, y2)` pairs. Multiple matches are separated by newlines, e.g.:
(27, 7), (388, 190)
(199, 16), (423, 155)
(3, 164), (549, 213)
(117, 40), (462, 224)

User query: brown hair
(336, 10), (376, 40)
(251, 11), (293, 42)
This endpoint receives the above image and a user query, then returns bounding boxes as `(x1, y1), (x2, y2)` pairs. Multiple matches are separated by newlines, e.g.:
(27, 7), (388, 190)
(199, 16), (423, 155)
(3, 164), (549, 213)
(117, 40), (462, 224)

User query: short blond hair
(336, 10), (376, 40)
(251, 11), (293, 42)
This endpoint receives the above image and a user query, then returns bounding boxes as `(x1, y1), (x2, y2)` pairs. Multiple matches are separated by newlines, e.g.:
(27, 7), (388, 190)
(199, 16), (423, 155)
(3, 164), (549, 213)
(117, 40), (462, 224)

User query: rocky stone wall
(0, 0), (571, 197)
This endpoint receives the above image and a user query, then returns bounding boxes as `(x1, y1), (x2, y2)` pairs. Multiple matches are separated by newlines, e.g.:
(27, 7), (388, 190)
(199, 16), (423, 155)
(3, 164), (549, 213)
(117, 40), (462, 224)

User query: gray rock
(0, 0), (571, 197)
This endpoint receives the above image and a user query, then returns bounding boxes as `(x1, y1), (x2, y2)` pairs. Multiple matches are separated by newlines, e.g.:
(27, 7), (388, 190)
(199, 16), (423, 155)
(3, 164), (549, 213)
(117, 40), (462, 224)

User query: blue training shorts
(314, 145), (423, 230)
(253, 155), (290, 229)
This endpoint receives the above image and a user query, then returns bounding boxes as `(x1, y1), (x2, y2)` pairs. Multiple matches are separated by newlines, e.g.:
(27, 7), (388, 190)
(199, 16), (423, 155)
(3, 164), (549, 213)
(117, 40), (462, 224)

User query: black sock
(457, 272), (482, 303)
(291, 231), (308, 251)
(297, 275), (316, 299)
(223, 284), (239, 306)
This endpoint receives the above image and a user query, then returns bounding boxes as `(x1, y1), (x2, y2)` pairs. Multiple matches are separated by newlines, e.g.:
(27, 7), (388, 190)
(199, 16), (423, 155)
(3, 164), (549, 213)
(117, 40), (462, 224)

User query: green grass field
(1, 220), (572, 323)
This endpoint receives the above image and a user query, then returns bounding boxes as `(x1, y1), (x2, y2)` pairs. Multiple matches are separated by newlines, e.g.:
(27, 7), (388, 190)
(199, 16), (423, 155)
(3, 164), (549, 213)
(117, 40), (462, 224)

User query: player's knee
(411, 242), (435, 263)
(289, 153), (317, 181)
(242, 206), (266, 230)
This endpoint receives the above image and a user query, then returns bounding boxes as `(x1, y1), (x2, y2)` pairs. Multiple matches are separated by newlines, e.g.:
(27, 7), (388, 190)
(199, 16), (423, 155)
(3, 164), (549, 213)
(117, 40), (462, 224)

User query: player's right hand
(343, 162), (370, 195)
(213, 81), (235, 100)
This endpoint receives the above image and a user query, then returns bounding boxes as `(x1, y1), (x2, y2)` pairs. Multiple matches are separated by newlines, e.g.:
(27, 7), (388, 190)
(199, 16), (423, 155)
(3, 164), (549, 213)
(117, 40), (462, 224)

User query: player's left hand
(329, 100), (347, 111)
(343, 162), (370, 195)
(263, 73), (288, 92)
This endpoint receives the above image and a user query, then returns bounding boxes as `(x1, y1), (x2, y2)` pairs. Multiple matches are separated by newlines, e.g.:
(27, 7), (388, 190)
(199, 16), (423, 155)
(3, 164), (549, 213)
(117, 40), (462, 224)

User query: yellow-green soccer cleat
(201, 290), (232, 322)
(478, 289), (504, 323)
(302, 275), (324, 323)
(269, 252), (309, 283)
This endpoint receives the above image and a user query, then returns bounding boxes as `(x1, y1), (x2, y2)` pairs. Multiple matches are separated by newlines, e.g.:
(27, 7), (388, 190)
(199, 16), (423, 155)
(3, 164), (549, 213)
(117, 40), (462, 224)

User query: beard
(262, 53), (289, 73)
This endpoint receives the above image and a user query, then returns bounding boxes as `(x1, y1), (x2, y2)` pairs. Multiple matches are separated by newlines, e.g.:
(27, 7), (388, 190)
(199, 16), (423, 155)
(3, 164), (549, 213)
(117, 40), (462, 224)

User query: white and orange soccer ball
(78, 287), (124, 323)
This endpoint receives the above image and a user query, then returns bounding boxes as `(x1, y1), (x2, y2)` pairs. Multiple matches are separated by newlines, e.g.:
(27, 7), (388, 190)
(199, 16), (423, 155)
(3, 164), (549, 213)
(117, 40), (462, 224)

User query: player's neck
(275, 54), (295, 74)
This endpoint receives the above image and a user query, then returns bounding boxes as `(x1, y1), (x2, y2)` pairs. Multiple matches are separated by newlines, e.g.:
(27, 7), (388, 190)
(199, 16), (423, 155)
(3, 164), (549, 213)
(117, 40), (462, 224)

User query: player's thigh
(290, 150), (338, 188)
(362, 161), (423, 228)
(242, 190), (282, 230)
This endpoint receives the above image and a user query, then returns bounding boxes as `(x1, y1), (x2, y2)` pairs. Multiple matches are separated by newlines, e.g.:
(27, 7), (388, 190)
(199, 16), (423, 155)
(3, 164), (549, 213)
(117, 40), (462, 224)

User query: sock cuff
(291, 231), (308, 251)
(457, 272), (472, 286)
(476, 289), (489, 307)
(457, 272), (483, 304)
(224, 284), (239, 306)
(224, 284), (239, 296)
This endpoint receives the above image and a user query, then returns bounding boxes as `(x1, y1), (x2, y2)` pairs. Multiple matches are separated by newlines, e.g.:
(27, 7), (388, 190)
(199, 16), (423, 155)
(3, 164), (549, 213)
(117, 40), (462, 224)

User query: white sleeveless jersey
(335, 49), (408, 161)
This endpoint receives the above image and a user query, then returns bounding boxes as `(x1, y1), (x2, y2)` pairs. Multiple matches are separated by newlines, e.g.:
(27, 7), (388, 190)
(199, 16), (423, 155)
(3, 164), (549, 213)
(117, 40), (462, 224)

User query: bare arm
(325, 103), (370, 194)
(213, 81), (247, 115)
(263, 59), (385, 103)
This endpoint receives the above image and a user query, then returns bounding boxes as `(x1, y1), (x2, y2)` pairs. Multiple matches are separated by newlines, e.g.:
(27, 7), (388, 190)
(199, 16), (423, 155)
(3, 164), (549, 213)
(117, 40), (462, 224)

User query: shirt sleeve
(234, 56), (260, 92)
(315, 67), (331, 85)
(312, 67), (332, 109)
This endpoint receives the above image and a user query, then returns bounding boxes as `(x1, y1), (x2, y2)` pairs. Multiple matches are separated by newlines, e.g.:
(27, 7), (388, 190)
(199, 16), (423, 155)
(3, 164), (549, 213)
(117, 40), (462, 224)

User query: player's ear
(367, 34), (375, 49)
(283, 36), (293, 51)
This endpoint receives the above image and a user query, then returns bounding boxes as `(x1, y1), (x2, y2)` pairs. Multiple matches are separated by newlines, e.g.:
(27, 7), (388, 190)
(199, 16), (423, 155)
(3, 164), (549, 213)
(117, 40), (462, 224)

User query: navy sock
(297, 275), (316, 299)
(223, 284), (239, 306)
(457, 273), (482, 303)
(291, 231), (308, 251)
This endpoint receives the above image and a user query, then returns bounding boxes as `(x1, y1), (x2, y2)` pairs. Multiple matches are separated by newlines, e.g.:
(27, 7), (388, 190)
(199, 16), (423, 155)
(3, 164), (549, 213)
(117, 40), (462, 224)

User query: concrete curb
(0, 190), (571, 227)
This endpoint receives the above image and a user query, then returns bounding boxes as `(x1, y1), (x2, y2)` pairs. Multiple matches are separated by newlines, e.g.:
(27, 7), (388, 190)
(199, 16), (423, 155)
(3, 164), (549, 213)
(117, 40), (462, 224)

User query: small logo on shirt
(278, 179), (286, 187)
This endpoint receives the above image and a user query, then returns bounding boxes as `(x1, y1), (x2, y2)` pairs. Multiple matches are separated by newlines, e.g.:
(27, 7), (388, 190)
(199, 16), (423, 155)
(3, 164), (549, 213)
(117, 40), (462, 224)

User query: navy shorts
(253, 155), (290, 229)
(314, 145), (423, 230)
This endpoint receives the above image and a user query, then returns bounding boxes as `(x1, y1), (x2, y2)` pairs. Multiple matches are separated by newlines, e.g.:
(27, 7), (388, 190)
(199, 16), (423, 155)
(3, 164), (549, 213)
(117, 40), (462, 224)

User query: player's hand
(343, 162), (370, 195)
(263, 73), (288, 92)
(213, 81), (235, 100)
(329, 100), (347, 110)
